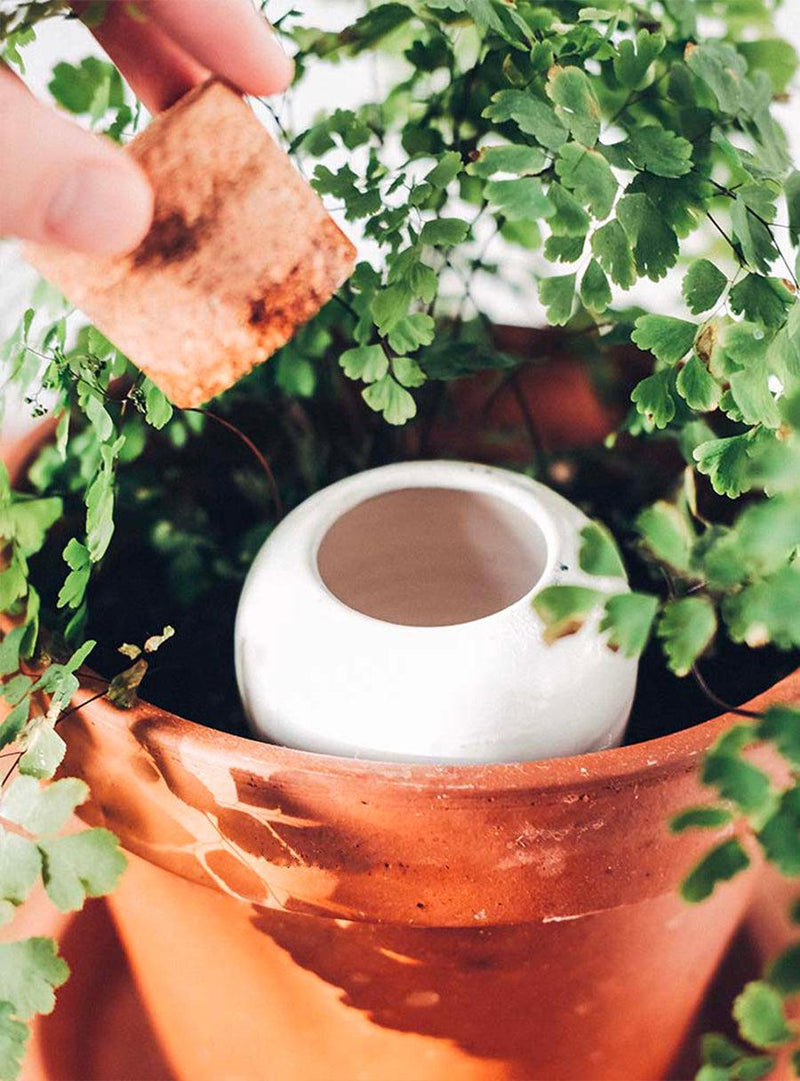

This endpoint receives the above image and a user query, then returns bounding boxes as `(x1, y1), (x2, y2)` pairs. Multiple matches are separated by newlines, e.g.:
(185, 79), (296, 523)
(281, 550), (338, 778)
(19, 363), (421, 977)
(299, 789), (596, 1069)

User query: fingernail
(45, 159), (154, 256)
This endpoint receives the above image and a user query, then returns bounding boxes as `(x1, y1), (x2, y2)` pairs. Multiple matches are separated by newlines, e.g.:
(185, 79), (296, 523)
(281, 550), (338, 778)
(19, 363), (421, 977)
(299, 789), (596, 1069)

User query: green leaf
(626, 125), (693, 178)
(578, 521), (626, 578)
(613, 28), (665, 89)
(547, 183), (590, 237)
(637, 500), (694, 572)
(0, 497), (62, 557)
(758, 707), (800, 769)
(18, 725), (66, 781)
(685, 41), (749, 116)
(0, 938), (68, 1020)
(767, 942), (800, 996)
(533, 585), (604, 642)
(0, 776), (88, 836)
(724, 566), (800, 651)
(591, 220), (636, 289)
(425, 151), (462, 188)
(683, 259), (727, 315)
(392, 357), (426, 388)
(786, 171), (800, 246)
(483, 90), (568, 151)
(546, 66), (601, 147)
(617, 193), (678, 281)
(39, 829), (127, 912)
(632, 315), (696, 364)
(545, 234), (585, 264)
(387, 313), (435, 354)
(0, 831), (41, 926)
(729, 360), (781, 429)
(143, 380), (173, 429)
(702, 751), (772, 817)
(669, 806), (733, 834)
(0, 702), (29, 752)
(538, 274), (575, 326)
(57, 538), (91, 610)
(48, 57), (120, 116)
(339, 345), (388, 383)
(579, 259), (611, 312)
(677, 354), (721, 412)
(734, 982), (792, 1050)
(84, 394), (113, 442)
(84, 454), (116, 563)
(0, 1002), (28, 1081)
(419, 217), (469, 246)
(731, 197), (778, 276)
(0, 629), (25, 680)
(600, 592), (659, 657)
(739, 39), (798, 95)
(729, 276), (792, 328)
(631, 370), (676, 429)
(681, 838), (750, 903)
(362, 375), (417, 425)
(555, 144), (617, 220)
(467, 144), (547, 178)
(694, 436), (753, 499)
(758, 790), (800, 875)
(657, 595), (716, 676)
(370, 285), (412, 336)
(484, 177), (553, 221)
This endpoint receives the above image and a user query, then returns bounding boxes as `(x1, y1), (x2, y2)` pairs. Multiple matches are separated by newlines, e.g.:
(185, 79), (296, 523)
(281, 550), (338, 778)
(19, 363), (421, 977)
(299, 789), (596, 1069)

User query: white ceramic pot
(235, 460), (638, 763)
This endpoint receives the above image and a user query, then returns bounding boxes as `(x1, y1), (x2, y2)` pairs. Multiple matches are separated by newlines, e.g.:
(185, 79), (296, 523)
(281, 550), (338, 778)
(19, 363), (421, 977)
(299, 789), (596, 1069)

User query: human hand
(0, 0), (293, 256)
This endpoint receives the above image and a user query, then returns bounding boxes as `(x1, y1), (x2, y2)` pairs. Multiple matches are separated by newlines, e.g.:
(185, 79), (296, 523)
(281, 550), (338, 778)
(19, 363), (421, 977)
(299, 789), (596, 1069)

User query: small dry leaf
(143, 626), (175, 654)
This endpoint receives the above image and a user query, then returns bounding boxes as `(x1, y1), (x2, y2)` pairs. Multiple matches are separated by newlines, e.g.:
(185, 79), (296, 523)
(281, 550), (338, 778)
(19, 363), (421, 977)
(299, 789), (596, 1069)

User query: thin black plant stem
(186, 408), (283, 521)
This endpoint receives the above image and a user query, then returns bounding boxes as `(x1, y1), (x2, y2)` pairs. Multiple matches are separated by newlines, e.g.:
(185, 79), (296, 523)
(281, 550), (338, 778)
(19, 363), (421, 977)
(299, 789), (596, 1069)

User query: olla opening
(316, 487), (549, 627)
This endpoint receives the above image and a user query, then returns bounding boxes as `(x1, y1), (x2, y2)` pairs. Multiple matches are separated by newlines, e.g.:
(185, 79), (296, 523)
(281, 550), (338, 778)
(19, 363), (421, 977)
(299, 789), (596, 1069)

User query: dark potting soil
(27, 378), (797, 755)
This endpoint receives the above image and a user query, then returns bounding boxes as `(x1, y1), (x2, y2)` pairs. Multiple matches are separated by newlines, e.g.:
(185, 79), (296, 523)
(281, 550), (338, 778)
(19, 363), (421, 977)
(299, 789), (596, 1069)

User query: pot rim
(77, 667), (799, 797)
(6, 419), (799, 799)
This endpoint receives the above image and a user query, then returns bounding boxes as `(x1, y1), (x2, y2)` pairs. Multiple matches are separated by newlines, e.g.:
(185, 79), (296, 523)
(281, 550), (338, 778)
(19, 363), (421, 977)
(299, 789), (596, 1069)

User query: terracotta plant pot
(4, 383), (798, 1081)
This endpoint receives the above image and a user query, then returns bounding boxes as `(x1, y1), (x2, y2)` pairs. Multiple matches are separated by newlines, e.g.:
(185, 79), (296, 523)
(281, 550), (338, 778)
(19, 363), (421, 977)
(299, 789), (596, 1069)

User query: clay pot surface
(3, 380), (797, 1081)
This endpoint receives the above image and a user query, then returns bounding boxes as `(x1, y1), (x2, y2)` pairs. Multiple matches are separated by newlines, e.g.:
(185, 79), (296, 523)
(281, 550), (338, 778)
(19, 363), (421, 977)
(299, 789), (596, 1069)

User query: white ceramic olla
(235, 460), (638, 763)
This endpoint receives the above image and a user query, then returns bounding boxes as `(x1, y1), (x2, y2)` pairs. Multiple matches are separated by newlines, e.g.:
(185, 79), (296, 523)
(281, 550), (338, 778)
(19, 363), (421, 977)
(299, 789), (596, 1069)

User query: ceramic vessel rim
(76, 668), (800, 795)
(7, 420), (799, 797)
(308, 460), (558, 630)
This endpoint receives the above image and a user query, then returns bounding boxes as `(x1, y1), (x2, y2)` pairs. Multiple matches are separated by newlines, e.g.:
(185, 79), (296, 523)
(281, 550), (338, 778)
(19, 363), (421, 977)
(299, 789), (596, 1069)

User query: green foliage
(5, 1), (800, 1076)
(599, 592), (659, 657)
(578, 522), (626, 578)
(733, 982), (792, 1049)
(658, 596), (717, 677)
(681, 839), (750, 903)
(683, 260), (728, 316)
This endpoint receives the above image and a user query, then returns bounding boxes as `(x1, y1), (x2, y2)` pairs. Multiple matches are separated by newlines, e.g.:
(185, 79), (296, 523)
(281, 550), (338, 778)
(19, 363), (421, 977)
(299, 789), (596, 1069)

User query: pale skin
(0, 0), (293, 255)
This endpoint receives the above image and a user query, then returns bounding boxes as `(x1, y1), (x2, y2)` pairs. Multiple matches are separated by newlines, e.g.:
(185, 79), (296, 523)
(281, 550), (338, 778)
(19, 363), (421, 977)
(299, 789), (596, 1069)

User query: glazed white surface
(235, 460), (638, 764)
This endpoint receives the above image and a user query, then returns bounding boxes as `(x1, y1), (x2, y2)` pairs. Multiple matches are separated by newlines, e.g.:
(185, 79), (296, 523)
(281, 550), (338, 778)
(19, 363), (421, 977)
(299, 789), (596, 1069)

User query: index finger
(144, 0), (293, 97)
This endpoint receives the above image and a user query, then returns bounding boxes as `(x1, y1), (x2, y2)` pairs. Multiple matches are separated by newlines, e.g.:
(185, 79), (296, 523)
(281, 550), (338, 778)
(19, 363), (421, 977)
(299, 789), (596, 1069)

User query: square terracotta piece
(25, 79), (356, 408)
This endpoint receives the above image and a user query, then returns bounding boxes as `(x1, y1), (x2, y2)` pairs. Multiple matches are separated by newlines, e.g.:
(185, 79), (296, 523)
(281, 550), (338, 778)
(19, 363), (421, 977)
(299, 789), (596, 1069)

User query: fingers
(0, 68), (153, 255)
(86, 2), (209, 113)
(143, 0), (293, 97)
(88, 0), (293, 111)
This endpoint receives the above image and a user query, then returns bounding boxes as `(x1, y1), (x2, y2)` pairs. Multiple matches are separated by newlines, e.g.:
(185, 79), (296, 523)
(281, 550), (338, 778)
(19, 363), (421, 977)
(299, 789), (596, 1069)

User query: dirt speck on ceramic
(235, 460), (638, 762)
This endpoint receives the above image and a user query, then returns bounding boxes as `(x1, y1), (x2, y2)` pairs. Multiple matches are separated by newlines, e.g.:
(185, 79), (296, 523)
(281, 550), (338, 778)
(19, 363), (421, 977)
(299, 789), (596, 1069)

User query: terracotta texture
(24, 79), (356, 407)
(4, 419), (798, 1081)
(38, 673), (794, 1081)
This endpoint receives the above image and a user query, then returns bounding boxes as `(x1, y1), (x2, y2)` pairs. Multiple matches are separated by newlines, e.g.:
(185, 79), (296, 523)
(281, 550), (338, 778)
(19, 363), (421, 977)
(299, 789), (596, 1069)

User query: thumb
(0, 67), (153, 256)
